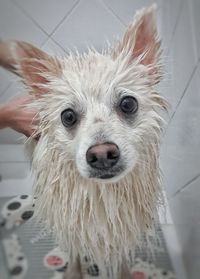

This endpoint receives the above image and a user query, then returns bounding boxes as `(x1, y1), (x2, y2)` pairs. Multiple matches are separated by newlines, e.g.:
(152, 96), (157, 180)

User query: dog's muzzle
(86, 142), (120, 179)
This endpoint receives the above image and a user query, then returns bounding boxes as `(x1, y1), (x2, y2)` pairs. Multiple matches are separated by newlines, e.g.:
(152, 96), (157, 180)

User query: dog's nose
(86, 143), (120, 170)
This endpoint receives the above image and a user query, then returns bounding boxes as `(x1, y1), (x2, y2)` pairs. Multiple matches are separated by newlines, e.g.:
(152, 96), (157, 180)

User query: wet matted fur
(1, 4), (167, 278)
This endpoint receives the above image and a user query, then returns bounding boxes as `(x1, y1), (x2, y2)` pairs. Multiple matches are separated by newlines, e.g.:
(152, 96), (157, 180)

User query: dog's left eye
(119, 96), (138, 114)
(61, 109), (77, 127)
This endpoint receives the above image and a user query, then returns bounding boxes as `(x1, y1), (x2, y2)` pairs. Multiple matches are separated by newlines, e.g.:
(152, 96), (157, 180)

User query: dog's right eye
(61, 109), (77, 127)
(119, 96), (138, 114)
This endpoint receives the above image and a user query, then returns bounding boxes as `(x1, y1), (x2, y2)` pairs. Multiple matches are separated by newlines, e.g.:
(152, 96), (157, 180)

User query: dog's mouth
(88, 165), (125, 182)
(99, 174), (115, 179)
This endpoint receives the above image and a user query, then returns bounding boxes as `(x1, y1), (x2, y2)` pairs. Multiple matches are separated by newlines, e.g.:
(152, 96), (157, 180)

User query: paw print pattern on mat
(131, 258), (176, 279)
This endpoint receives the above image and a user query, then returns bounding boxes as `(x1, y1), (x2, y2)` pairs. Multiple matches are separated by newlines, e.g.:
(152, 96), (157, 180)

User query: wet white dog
(1, 4), (167, 278)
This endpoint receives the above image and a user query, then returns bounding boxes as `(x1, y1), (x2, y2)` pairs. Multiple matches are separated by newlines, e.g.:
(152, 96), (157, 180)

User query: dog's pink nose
(86, 143), (120, 170)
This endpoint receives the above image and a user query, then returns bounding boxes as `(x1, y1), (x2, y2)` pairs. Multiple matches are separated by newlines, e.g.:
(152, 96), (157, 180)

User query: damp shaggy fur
(5, 4), (168, 278)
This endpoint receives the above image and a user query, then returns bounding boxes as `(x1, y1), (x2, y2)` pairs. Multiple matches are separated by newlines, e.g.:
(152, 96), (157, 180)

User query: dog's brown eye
(120, 96), (138, 114)
(61, 109), (77, 127)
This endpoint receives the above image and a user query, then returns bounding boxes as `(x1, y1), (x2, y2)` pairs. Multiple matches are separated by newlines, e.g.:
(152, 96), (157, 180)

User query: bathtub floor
(0, 196), (180, 279)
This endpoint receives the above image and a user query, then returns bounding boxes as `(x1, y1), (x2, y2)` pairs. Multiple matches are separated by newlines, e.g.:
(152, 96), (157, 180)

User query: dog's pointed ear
(0, 40), (62, 94)
(111, 4), (161, 81)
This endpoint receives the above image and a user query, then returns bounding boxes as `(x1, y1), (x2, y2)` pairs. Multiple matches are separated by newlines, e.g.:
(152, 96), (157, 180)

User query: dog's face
(65, 57), (141, 182)
(10, 5), (165, 183)
(52, 53), (158, 184)
(51, 54), (157, 182)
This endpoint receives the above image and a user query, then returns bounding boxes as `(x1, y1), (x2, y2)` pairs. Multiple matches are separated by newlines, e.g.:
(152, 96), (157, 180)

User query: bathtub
(0, 144), (33, 196)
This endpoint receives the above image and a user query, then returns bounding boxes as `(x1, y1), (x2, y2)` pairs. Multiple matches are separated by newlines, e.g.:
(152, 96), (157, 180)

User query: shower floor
(0, 196), (177, 279)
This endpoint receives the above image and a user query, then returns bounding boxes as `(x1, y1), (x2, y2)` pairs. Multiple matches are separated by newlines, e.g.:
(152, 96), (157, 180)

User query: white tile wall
(161, 63), (200, 196)
(0, 69), (13, 96)
(0, 127), (23, 144)
(102, 0), (158, 26)
(42, 38), (67, 56)
(0, 0), (47, 44)
(0, 80), (25, 104)
(0, 144), (28, 162)
(0, 162), (29, 179)
(160, 0), (200, 278)
(169, 176), (200, 279)
(52, 0), (125, 52)
(190, 0), (200, 60)
(159, 0), (183, 52)
(170, 176), (200, 226)
(167, 0), (198, 114)
(13, 0), (80, 35)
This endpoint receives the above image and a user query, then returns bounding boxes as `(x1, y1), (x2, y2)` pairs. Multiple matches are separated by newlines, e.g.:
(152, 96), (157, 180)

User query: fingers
(18, 109), (39, 134)
(13, 95), (35, 108)
(4, 95), (40, 138)
(24, 126), (40, 140)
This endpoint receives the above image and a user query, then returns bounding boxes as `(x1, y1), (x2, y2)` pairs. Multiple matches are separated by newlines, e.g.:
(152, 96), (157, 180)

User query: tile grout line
(8, 0), (81, 52)
(48, 0), (81, 38)
(11, 0), (80, 47)
(172, 173), (200, 198)
(164, 0), (199, 131)
(148, 1), (184, 129)
(49, 0), (126, 53)
(47, 37), (69, 55)
(187, 0), (199, 62)
(167, 58), (200, 127)
(40, 0), (81, 51)
(166, 0), (184, 57)
(99, 0), (126, 27)
(10, 0), (49, 40)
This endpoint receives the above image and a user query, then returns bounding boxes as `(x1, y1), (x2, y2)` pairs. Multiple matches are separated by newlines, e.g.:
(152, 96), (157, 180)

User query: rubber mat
(0, 196), (176, 279)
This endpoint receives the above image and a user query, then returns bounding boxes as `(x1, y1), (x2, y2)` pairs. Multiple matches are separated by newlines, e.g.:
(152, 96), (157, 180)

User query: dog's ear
(0, 41), (62, 94)
(111, 4), (161, 81)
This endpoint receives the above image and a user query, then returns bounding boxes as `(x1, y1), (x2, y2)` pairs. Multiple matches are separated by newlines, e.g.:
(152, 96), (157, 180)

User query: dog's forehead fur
(37, 50), (156, 130)
(49, 51), (150, 103)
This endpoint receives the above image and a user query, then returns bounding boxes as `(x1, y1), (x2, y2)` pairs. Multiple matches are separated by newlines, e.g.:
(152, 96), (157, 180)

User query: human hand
(0, 96), (39, 138)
